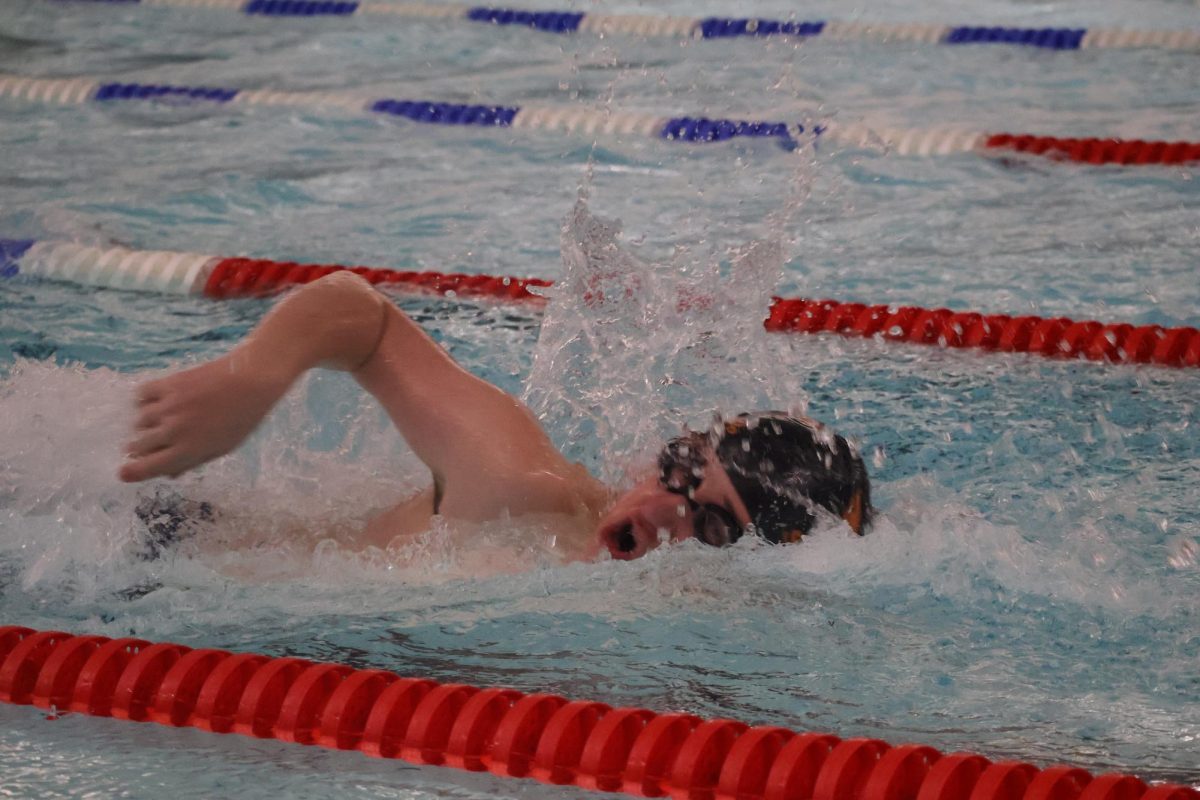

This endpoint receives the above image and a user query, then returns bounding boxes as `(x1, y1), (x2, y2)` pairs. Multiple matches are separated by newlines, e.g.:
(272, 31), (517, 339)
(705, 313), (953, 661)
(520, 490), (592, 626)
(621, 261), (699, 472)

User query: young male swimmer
(120, 272), (871, 560)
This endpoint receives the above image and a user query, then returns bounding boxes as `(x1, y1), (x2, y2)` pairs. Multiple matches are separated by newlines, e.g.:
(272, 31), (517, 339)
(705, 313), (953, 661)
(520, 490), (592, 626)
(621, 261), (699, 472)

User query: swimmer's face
(595, 443), (752, 560)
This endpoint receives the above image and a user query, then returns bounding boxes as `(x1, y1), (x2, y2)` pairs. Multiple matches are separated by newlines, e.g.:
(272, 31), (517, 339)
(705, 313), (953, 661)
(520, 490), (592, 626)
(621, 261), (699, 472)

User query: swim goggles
(658, 433), (744, 548)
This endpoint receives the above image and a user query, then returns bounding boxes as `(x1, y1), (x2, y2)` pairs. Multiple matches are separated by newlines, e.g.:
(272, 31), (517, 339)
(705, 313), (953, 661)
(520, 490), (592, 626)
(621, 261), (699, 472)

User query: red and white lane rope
(2, 75), (1199, 166)
(2, 627), (1197, 800)
(3, 238), (1197, 369)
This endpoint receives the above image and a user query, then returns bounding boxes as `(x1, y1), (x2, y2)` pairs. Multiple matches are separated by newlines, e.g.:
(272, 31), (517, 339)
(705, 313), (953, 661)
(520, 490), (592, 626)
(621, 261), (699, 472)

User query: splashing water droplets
(524, 197), (810, 484)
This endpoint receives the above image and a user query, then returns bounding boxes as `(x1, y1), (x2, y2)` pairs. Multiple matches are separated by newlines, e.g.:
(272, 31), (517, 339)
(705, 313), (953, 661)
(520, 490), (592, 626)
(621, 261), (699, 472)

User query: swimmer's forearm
(119, 273), (391, 483)
(232, 272), (388, 386)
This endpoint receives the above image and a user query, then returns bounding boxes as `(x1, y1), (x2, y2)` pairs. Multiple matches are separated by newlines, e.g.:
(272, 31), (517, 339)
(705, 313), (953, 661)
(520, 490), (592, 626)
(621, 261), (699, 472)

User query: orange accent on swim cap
(843, 490), (865, 535)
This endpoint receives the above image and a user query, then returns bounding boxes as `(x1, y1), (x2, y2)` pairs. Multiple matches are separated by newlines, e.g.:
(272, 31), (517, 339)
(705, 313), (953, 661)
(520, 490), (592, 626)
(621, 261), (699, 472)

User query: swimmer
(120, 272), (870, 560)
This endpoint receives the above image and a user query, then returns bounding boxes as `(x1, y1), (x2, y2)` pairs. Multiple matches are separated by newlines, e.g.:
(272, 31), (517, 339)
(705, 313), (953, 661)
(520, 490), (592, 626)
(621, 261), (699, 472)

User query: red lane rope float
(203, 257), (552, 302)
(3, 627), (1198, 800)
(983, 135), (1200, 165)
(763, 298), (1200, 368)
(201, 256), (1200, 370)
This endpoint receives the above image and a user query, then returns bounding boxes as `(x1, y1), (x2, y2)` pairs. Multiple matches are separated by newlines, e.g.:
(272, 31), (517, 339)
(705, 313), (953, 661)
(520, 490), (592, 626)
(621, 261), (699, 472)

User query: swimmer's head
(683, 412), (871, 543)
(596, 411), (871, 560)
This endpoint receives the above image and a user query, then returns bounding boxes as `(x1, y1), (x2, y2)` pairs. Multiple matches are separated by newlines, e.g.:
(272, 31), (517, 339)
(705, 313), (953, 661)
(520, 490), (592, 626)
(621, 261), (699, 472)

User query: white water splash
(524, 196), (810, 484)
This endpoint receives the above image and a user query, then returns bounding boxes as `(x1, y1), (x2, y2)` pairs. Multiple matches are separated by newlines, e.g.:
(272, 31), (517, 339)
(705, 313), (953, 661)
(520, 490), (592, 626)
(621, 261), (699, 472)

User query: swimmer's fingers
(131, 382), (169, 435)
(119, 445), (189, 483)
(133, 406), (164, 431)
(134, 379), (167, 408)
(125, 424), (175, 459)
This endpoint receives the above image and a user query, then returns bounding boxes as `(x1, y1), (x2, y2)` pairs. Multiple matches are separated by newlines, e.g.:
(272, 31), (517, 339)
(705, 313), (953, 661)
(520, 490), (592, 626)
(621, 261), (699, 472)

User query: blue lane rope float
(93, 83), (240, 102)
(698, 18), (827, 40)
(943, 26), (1085, 49)
(464, 7), (584, 33)
(0, 239), (35, 279)
(44, 0), (1200, 52)
(660, 118), (811, 144)
(3, 74), (1199, 165)
(244, 0), (359, 14)
(368, 99), (519, 126)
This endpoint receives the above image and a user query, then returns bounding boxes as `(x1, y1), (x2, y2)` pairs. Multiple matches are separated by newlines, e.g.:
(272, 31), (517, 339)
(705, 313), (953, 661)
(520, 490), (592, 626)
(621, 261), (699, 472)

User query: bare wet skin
(121, 353), (292, 483)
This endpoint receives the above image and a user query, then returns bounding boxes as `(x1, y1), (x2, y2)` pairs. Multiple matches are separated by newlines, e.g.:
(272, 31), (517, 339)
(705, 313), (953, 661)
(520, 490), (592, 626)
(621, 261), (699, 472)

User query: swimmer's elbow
(308, 270), (380, 308)
(275, 271), (388, 372)
(320, 273), (387, 371)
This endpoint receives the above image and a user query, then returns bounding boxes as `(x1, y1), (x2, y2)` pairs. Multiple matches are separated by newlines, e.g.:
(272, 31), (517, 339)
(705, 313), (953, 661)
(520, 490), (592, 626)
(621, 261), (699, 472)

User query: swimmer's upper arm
(352, 301), (563, 506)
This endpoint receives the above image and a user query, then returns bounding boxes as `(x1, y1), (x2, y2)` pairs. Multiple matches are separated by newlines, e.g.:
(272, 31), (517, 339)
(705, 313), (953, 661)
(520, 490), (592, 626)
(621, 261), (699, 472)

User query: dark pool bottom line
(2, 239), (1198, 370)
(2, 627), (1196, 800)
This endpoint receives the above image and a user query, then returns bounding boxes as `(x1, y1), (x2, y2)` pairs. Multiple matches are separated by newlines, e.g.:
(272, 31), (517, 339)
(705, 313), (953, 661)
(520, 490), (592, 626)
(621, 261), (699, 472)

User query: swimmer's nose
(639, 498), (693, 541)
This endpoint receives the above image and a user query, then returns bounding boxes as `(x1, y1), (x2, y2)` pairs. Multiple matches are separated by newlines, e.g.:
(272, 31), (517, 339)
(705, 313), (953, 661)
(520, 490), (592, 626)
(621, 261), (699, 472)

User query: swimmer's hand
(120, 353), (290, 482)
(120, 272), (389, 483)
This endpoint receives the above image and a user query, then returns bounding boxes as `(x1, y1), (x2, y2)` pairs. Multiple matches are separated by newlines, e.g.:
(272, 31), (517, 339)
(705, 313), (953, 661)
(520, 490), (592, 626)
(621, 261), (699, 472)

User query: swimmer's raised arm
(121, 271), (390, 482)
(120, 272), (569, 511)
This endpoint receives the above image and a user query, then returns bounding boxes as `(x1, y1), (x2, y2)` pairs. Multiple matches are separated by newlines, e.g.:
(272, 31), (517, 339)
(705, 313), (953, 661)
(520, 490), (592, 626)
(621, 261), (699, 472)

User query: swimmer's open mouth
(614, 524), (636, 553)
(600, 517), (652, 560)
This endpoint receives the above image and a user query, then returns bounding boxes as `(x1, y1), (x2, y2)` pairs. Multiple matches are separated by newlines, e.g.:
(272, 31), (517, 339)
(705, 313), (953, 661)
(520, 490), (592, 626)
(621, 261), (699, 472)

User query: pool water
(1, 0), (1198, 797)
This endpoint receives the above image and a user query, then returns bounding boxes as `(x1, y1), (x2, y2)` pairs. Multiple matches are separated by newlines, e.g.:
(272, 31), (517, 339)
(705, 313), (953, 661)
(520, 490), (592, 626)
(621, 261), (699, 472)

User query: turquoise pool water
(0, 0), (1198, 796)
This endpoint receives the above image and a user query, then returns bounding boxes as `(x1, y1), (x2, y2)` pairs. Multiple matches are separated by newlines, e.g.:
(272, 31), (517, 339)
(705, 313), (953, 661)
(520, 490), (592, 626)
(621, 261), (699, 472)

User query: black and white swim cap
(659, 411), (871, 544)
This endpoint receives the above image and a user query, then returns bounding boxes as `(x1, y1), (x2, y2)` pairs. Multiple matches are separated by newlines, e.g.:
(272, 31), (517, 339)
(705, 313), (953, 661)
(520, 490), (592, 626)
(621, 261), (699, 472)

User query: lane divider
(48, 0), (1200, 52)
(4, 238), (1198, 369)
(3, 627), (1198, 800)
(3, 75), (1199, 165)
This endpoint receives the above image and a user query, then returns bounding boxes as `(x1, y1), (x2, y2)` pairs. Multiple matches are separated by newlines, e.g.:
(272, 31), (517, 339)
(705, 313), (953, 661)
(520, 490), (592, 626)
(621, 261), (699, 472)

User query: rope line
(3, 75), (1198, 166)
(3, 238), (1197, 369)
(47, 0), (1200, 51)
(204, 256), (551, 299)
(1, 627), (1197, 800)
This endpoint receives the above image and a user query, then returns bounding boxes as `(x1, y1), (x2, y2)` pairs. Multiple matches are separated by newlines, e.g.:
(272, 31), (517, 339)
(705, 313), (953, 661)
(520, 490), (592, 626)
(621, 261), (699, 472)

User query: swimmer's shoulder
(437, 461), (605, 522)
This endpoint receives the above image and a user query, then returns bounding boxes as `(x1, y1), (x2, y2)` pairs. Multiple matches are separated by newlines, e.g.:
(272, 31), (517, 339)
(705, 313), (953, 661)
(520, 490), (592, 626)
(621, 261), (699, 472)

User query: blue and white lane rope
(0, 74), (831, 147)
(48, 0), (1200, 51)
(0, 74), (1032, 159)
(7, 75), (1200, 166)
